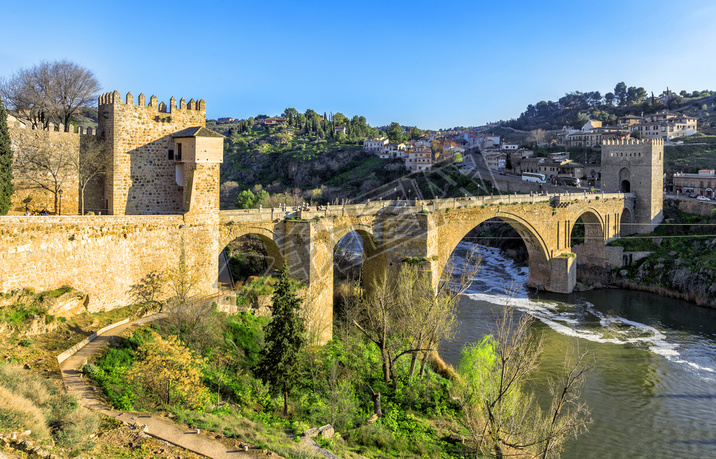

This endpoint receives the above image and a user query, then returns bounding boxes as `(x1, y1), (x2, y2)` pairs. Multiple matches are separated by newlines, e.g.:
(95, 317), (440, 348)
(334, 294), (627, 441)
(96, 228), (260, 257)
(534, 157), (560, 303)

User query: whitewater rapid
(452, 241), (716, 378)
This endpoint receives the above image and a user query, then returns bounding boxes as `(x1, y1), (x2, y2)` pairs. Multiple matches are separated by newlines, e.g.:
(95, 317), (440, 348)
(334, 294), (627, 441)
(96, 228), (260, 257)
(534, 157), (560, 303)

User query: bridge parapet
(220, 192), (633, 222)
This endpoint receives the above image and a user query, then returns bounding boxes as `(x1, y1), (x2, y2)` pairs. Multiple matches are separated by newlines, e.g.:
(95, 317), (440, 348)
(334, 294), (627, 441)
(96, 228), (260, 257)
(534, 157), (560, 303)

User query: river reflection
(441, 242), (716, 459)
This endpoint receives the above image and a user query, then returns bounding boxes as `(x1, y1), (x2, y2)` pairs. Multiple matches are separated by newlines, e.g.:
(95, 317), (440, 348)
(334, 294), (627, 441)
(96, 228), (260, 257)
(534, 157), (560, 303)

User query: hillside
(609, 200), (716, 307)
(505, 84), (715, 132)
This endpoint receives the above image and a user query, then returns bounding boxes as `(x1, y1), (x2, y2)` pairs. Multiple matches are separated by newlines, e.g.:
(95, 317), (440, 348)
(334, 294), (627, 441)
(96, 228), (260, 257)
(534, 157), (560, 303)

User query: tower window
(168, 149), (174, 160)
(177, 143), (183, 161)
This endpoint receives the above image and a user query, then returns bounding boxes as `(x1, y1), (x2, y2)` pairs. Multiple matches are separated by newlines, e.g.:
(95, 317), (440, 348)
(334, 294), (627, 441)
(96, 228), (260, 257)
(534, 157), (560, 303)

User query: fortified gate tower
(97, 90), (223, 218)
(601, 138), (663, 234)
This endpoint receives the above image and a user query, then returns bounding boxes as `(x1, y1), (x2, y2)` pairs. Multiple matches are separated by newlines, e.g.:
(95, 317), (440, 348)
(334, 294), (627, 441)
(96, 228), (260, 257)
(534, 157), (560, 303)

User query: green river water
(440, 243), (716, 458)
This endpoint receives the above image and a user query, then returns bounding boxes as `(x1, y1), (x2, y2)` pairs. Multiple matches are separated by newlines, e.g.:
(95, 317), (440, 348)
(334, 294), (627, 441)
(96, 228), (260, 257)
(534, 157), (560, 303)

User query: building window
(177, 143), (183, 161)
(168, 149), (174, 160)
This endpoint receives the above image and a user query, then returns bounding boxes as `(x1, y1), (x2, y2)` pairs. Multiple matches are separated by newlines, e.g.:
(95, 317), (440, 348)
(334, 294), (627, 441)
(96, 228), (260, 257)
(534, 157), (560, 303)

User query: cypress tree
(0, 100), (14, 215)
(254, 265), (306, 415)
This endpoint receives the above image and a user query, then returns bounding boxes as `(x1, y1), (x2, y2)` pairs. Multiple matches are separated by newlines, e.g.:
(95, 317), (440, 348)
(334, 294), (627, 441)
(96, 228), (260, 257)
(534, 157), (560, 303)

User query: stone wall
(0, 215), (217, 312)
(673, 198), (716, 217)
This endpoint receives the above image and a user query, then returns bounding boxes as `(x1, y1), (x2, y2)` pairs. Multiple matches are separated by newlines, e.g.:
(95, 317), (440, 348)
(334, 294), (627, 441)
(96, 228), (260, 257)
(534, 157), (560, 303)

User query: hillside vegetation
(609, 200), (716, 307)
(505, 83), (715, 131)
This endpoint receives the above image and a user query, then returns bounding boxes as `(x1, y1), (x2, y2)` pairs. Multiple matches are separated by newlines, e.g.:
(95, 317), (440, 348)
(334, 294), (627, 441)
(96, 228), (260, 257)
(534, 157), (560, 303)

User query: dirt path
(59, 315), (255, 459)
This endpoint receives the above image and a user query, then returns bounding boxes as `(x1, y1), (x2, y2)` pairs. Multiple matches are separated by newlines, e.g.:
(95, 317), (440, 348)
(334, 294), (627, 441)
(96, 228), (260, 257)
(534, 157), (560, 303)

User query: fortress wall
(0, 215), (217, 312)
(8, 127), (106, 215)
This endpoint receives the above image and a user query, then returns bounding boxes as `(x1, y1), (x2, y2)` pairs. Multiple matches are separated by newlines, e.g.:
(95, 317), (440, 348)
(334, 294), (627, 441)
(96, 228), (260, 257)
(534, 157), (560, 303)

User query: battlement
(97, 90), (206, 113)
(602, 138), (664, 146)
(9, 123), (97, 136)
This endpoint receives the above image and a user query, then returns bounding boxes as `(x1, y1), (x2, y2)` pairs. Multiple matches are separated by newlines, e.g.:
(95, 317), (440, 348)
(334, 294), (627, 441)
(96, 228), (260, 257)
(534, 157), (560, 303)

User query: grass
(0, 364), (99, 451)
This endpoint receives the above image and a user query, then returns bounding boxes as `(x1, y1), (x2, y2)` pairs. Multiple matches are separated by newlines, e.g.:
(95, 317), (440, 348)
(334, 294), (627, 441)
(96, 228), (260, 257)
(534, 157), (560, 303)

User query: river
(440, 242), (716, 459)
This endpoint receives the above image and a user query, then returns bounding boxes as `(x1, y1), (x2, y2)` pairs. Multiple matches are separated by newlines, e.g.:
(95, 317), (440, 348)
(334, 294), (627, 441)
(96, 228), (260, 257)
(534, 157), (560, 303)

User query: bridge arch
(331, 224), (386, 291)
(569, 207), (606, 247)
(620, 207), (635, 236)
(569, 208), (608, 282)
(438, 210), (552, 291)
(218, 226), (285, 287)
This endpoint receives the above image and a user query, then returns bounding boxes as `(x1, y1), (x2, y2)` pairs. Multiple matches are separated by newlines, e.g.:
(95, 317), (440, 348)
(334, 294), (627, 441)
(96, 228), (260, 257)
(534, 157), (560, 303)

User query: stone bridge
(219, 192), (634, 342)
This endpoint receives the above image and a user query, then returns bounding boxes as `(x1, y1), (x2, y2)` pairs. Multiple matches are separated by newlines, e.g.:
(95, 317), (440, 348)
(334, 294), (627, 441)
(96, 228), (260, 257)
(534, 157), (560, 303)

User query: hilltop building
(632, 111), (697, 140)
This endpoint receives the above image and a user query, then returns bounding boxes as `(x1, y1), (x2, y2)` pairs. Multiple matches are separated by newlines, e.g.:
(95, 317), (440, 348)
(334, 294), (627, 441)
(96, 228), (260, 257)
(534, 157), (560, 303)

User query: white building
(364, 137), (388, 153)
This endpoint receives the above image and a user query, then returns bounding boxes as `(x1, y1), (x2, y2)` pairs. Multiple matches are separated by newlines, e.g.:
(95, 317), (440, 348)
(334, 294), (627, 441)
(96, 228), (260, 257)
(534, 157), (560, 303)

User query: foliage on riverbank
(609, 201), (716, 307)
(87, 306), (470, 457)
(84, 260), (591, 458)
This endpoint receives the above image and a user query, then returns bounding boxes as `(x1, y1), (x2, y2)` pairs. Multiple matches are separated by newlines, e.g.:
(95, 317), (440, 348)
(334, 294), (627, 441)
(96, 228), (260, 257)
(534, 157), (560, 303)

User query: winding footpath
(59, 314), (253, 459)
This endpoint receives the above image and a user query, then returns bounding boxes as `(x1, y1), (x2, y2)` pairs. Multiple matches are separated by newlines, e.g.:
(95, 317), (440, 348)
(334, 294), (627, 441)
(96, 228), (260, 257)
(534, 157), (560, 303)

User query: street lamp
(58, 189), (63, 216)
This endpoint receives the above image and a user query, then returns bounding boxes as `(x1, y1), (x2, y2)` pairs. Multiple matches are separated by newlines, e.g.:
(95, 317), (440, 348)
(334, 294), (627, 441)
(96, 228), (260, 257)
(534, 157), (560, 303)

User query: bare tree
(70, 136), (106, 214)
(527, 129), (547, 146)
(0, 60), (100, 131)
(350, 251), (482, 389)
(0, 63), (54, 129)
(52, 60), (101, 130)
(14, 135), (74, 213)
(453, 308), (591, 458)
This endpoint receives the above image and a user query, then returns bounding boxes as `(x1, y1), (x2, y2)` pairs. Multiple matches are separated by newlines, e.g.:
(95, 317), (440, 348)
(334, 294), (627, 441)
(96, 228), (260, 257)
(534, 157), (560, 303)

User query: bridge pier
(526, 254), (576, 294)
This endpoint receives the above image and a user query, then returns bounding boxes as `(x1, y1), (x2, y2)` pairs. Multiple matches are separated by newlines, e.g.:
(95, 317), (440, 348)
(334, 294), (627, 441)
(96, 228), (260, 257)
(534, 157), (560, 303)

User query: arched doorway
(619, 167), (631, 193)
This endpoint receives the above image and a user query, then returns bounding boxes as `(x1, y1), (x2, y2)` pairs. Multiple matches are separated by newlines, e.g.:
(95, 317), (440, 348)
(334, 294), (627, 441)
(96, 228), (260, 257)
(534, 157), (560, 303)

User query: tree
(626, 86), (646, 105)
(71, 136), (106, 215)
(604, 92), (615, 106)
(332, 112), (349, 127)
(387, 122), (404, 143)
(254, 265), (306, 415)
(614, 82), (627, 106)
(0, 60), (100, 131)
(527, 129), (547, 146)
(236, 189), (256, 209)
(454, 309), (591, 459)
(14, 135), (73, 214)
(282, 108), (298, 126)
(351, 253), (481, 388)
(0, 99), (13, 215)
(128, 331), (210, 409)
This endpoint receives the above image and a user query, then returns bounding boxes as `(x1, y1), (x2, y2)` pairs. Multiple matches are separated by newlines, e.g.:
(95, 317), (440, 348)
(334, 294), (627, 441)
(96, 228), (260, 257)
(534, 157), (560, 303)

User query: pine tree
(0, 100), (14, 215)
(254, 265), (306, 415)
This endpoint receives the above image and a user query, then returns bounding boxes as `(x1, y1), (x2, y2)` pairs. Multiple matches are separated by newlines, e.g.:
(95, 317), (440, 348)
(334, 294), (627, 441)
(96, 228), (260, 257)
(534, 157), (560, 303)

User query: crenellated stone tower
(601, 138), (663, 234)
(97, 90), (222, 218)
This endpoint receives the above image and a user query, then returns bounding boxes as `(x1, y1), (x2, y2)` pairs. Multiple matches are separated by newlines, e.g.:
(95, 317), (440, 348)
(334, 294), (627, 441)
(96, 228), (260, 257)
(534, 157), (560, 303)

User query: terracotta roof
(172, 126), (224, 138)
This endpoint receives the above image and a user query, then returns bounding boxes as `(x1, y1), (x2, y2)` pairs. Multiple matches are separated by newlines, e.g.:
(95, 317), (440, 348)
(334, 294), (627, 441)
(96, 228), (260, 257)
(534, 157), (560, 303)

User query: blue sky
(2, 0), (715, 129)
